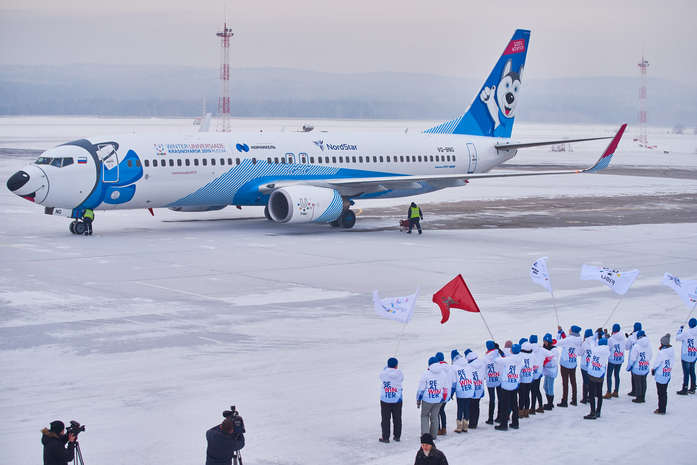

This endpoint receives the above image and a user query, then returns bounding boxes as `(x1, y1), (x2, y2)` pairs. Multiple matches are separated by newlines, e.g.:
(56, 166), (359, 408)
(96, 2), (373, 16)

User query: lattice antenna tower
(216, 18), (234, 132)
(637, 55), (649, 146)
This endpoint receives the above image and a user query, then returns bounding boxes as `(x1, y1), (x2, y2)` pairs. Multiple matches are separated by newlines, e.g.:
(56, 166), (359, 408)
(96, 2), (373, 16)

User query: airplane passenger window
(430, 156), (434, 162)
(144, 160), (150, 167)
(373, 156), (377, 162)
(211, 158), (216, 166)
(194, 159), (199, 166)
(379, 156), (383, 162)
(359, 156), (363, 163)
(175, 159), (181, 167)
(453, 156), (456, 161)
(400, 156), (404, 162)
(280, 157), (285, 164)
(169, 159), (174, 167)
(386, 156), (390, 162)
(252, 158), (257, 164)
(136, 160), (141, 167)
(301, 156), (307, 163)
(267, 157), (272, 164)
(228, 158), (233, 165)
(288, 156), (294, 164)
(332, 157), (337, 163)
(274, 157), (279, 164)
(152, 160), (157, 167)
(339, 156), (343, 163)
(127, 160), (133, 168)
(352, 156), (356, 163)
(236, 158), (241, 165)
(325, 157), (329, 163)
(161, 160), (167, 168)
(185, 159), (190, 166)
(310, 157), (315, 163)
(436, 155), (440, 162)
(63, 158), (74, 167)
(220, 158), (225, 165)
(202, 159), (207, 166)
(446, 155), (451, 161)
(418, 156), (422, 162)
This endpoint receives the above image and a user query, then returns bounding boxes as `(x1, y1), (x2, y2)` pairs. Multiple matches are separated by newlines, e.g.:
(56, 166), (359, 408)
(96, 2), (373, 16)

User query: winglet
(583, 124), (627, 173)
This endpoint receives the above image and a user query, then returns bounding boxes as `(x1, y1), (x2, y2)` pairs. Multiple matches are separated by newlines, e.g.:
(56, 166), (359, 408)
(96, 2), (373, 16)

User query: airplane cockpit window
(62, 157), (74, 167)
(35, 157), (74, 167)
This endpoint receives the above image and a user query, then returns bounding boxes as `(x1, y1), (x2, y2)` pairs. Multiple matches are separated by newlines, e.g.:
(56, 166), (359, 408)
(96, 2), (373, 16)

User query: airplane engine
(268, 186), (344, 224)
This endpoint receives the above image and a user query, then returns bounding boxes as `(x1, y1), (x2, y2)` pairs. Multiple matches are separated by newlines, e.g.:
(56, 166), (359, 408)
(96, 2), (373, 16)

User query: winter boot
(603, 391), (613, 399)
(462, 420), (468, 432)
(379, 437), (390, 443)
(653, 409), (665, 415)
(689, 386), (696, 394)
(556, 399), (568, 408)
(543, 395), (554, 410)
(676, 387), (688, 395)
(485, 419), (494, 425)
(612, 390), (619, 398)
(494, 423), (508, 431)
(437, 428), (447, 436)
(528, 408), (536, 416)
(632, 397), (645, 403)
(583, 413), (597, 420)
(454, 420), (463, 433)
(570, 399), (577, 406)
(536, 404), (545, 413)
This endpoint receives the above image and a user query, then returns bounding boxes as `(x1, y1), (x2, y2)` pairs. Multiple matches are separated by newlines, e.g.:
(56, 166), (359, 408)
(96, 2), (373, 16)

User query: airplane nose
(7, 170), (30, 192)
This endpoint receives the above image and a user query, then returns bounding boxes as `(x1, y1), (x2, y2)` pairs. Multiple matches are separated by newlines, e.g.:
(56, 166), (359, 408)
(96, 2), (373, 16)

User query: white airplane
(7, 29), (626, 235)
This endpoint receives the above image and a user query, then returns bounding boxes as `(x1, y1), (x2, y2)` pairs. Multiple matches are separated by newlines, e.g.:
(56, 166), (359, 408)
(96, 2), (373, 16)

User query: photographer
(206, 409), (245, 465)
(41, 421), (76, 465)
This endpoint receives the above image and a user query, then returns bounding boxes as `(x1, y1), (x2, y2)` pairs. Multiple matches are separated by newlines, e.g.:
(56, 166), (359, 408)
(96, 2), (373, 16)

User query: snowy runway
(1, 118), (696, 465)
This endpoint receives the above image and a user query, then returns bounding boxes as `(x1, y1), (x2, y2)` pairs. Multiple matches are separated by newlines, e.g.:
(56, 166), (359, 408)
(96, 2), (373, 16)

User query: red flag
(432, 274), (481, 324)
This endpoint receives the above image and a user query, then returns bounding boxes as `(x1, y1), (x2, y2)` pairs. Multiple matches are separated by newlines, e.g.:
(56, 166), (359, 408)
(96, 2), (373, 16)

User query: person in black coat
(41, 421), (76, 465)
(206, 417), (246, 465)
(414, 433), (448, 465)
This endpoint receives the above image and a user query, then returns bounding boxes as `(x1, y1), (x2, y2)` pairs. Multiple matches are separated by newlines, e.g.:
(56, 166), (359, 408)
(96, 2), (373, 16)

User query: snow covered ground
(1, 117), (696, 465)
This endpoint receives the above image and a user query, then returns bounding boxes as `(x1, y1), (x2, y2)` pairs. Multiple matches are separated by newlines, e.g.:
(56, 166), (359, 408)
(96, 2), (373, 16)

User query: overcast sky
(1, 0), (696, 84)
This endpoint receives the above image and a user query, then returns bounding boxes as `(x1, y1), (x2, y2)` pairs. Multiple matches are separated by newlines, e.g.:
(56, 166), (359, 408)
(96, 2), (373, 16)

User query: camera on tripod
(223, 406), (240, 418)
(66, 420), (86, 438)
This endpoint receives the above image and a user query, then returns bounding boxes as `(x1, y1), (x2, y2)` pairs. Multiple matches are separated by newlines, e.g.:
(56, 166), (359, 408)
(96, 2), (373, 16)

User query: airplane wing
(259, 124), (626, 197)
(495, 136), (611, 151)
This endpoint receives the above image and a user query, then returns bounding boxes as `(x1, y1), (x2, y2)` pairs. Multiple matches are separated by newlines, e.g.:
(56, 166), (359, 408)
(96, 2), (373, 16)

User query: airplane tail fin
(425, 29), (531, 138)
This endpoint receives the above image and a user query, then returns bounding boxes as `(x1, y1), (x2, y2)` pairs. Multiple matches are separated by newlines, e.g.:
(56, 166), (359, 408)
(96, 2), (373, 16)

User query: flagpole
(394, 320), (408, 356)
(478, 308), (495, 340)
(602, 295), (625, 328)
(550, 290), (561, 327)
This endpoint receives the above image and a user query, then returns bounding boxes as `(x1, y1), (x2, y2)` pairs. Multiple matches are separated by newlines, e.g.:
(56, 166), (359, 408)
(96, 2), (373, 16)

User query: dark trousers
(588, 377), (603, 416)
(519, 383), (531, 411)
(500, 388), (519, 428)
(682, 360), (696, 389)
(560, 366), (577, 402)
(438, 402), (446, 429)
(487, 386), (503, 421)
(581, 369), (590, 401)
(456, 397), (469, 421)
(408, 218), (422, 233)
(469, 398), (481, 428)
(656, 382), (668, 413)
(530, 378), (543, 410)
(380, 401), (402, 440)
(606, 363), (621, 392)
(632, 373), (648, 401)
(83, 217), (93, 234)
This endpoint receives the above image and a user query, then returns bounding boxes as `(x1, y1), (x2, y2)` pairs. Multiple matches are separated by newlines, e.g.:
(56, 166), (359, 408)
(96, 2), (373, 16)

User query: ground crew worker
(82, 208), (94, 235)
(407, 202), (423, 234)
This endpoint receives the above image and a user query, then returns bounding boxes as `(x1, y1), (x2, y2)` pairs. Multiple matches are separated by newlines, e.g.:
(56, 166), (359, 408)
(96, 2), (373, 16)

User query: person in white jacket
(451, 350), (472, 433)
(528, 334), (545, 414)
(484, 340), (504, 425)
(541, 333), (560, 410)
(585, 338), (609, 419)
(627, 330), (653, 403)
(494, 344), (522, 431)
(652, 333), (675, 414)
(417, 356), (450, 438)
(379, 357), (404, 443)
(556, 325), (583, 407)
(604, 323), (627, 398)
(676, 318), (697, 395)
(579, 328), (595, 404)
(625, 322), (643, 396)
(466, 349), (487, 429)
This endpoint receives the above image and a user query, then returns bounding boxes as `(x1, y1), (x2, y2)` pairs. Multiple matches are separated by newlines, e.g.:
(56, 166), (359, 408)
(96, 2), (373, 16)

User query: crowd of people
(378, 318), (697, 462)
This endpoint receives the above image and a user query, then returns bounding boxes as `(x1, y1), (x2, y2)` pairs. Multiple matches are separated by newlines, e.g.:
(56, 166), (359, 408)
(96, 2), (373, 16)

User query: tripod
(233, 449), (243, 465)
(73, 441), (85, 465)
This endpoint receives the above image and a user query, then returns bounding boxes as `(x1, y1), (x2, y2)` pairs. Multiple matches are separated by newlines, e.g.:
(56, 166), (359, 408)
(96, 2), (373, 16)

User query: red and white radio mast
(637, 56), (649, 147)
(216, 22), (234, 132)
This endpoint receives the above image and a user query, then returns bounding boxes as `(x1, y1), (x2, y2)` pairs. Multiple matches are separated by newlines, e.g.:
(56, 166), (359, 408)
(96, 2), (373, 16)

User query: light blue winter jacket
(627, 337), (653, 376)
(652, 346), (674, 384)
(380, 367), (404, 403)
(676, 326), (697, 363)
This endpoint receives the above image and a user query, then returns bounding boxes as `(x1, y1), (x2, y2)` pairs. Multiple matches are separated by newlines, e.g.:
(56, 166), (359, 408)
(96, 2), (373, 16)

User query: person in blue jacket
(676, 318), (697, 395)
(494, 343), (521, 431)
(652, 334), (674, 414)
(627, 330), (653, 403)
(604, 323), (627, 398)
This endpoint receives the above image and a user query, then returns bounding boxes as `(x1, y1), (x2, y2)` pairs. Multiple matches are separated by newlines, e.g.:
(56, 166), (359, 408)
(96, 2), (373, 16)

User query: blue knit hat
(637, 330), (646, 338)
(633, 322), (642, 332)
(435, 352), (445, 362)
(511, 344), (521, 354)
(584, 328), (593, 338)
(689, 318), (697, 328)
(464, 348), (472, 357)
(543, 333), (553, 343)
(529, 334), (538, 344)
(519, 337), (528, 346)
(428, 356), (438, 366)
(598, 338), (608, 346)
(570, 325), (581, 335)
(486, 340), (496, 351)
(451, 350), (460, 361)
(612, 323), (621, 333)
(387, 357), (398, 368)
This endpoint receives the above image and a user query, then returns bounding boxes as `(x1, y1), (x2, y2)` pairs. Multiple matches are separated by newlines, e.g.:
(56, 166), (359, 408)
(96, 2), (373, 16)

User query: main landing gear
(331, 209), (356, 229)
(69, 219), (92, 235)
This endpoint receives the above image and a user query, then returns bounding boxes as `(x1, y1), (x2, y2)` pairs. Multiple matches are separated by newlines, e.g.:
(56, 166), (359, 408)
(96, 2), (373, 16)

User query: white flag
(530, 257), (552, 293)
(373, 289), (418, 323)
(662, 273), (697, 310)
(580, 265), (640, 295)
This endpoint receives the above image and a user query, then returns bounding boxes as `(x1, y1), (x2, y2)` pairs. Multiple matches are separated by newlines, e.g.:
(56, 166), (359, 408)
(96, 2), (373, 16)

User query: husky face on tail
(480, 59), (524, 129)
